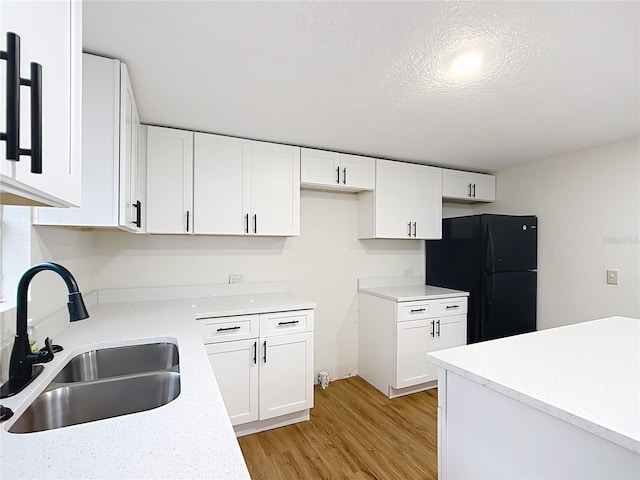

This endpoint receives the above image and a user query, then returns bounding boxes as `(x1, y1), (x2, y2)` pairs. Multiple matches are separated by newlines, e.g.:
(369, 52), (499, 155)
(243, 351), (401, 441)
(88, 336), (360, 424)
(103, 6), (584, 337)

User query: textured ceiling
(83, 1), (640, 173)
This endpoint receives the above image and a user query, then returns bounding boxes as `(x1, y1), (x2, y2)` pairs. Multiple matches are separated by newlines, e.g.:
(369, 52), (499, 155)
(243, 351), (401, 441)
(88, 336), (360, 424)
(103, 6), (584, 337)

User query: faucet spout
(1, 263), (89, 399)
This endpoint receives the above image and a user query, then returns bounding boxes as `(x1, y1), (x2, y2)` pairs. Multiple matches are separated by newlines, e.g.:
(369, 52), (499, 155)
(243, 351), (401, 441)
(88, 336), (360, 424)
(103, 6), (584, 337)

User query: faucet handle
(36, 337), (55, 363)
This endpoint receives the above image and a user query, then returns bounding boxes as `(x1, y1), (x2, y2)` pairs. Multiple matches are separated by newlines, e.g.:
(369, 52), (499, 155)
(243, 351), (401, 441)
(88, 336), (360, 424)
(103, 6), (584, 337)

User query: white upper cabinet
(148, 130), (300, 236)
(145, 126), (194, 234)
(118, 63), (143, 231)
(1, 0), (82, 207)
(248, 140), (300, 236)
(193, 133), (247, 235)
(33, 54), (144, 231)
(359, 159), (442, 239)
(442, 168), (495, 202)
(193, 132), (300, 236)
(300, 147), (375, 192)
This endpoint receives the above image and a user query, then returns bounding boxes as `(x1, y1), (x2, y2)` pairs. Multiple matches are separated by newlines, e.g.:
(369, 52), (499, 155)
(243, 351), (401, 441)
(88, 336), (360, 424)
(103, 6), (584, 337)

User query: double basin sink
(9, 342), (180, 434)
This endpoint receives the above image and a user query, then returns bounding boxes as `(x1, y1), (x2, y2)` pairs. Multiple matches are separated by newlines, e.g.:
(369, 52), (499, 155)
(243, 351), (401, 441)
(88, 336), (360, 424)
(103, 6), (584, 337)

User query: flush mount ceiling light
(448, 49), (484, 79)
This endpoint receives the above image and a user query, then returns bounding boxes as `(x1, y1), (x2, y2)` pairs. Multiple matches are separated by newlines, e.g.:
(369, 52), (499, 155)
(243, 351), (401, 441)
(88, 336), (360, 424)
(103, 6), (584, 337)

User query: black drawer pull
(216, 326), (241, 332)
(278, 320), (300, 326)
(410, 308), (426, 313)
(445, 305), (459, 309)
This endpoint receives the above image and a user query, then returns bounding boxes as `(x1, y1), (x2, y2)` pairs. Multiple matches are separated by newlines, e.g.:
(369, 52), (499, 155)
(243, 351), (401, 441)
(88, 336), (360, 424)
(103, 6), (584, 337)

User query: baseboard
(389, 380), (437, 399)
(233, 409), (310, 437)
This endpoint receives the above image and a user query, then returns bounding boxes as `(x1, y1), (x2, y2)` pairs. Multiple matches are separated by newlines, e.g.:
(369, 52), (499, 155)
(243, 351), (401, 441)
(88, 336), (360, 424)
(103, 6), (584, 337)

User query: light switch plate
(606, 269), (619, 285)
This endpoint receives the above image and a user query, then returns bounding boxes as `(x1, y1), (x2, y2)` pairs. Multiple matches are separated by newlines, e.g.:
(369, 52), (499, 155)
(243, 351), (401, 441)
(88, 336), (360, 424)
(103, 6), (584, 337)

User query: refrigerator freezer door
(481, 271), (537, 341)
(483, 215), (537, 273)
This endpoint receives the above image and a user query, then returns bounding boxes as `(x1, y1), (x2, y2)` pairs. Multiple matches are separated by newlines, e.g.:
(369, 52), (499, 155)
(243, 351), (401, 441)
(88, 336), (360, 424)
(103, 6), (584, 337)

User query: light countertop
(1, 291), (315, 479)
(358, 284), (469, 302)
(428, 316), (640, 454)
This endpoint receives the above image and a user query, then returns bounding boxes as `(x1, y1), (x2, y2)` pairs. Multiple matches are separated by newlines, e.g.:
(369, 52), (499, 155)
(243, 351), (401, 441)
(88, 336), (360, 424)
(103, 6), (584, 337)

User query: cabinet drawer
(398, 302), (432, 321)
(430, 297), (467, 317)
(197, 315), (259, 344)
(260, 310), (314, 337)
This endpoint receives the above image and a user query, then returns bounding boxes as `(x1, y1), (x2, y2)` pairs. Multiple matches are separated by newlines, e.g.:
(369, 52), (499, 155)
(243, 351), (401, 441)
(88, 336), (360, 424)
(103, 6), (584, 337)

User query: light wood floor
(238, 376), (438, 480)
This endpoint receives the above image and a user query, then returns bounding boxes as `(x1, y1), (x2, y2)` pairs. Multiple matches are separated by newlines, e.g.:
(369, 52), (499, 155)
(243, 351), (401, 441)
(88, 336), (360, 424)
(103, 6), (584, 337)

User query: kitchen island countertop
(1, 291), (315, 479)
(428, 316), (640, 454)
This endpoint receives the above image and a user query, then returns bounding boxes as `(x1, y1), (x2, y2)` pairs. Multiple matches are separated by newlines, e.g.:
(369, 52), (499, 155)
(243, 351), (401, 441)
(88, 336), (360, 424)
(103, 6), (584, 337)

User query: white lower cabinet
(358, 293), (467, 398)
(396, 314), (466, 389)
(201, 309), (314, 436)
(206, 339), (259, 425)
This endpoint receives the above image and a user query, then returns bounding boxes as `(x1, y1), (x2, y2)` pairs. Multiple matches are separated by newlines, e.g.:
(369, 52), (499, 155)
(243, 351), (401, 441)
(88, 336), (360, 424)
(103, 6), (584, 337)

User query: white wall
(84, 190), (424, 380)
(477, 137), (640, 329)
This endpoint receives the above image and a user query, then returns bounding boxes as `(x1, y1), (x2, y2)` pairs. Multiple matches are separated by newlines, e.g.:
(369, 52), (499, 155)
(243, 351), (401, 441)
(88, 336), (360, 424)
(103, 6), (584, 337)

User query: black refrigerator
(426, 214), (537, 344)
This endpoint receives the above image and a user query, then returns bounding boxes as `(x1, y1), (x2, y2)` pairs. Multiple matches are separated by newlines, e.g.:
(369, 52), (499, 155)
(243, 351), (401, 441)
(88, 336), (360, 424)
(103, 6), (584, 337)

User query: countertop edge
(427, 354), (640, 455)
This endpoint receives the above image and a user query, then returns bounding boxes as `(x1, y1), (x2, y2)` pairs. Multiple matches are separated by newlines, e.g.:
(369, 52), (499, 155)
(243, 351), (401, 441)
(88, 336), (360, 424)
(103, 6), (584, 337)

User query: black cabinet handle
(216, 326), (241, 332)
(408, 222), (412, 237)
(253, 341), (257, 364)
(436, 319), (441, 337)
(263, 340), (267, 363)
(253, 214), (257, 234)
(445, 305), (459, 310)
(278, 320), (300, 326)
(343, 167), (347, 185)
(468, 183), (472, 197)
(472, 183), (476, 198)
(412, 222), (417, 237)
(336, 166), (340, 184)
(186, 210), (190, 232)
(28, 62), (42, 173)
(1, 32), (43, 173)
(430, 320), (435, 337)
(244, 213), (249, 234)
(1, 32), (20, 161)
(132, 200), (141, 228)
(410, 308), (426, 313)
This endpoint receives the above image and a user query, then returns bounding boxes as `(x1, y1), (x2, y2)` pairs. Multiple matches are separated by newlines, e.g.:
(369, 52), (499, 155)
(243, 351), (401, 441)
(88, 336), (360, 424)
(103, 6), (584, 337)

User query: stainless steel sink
(9, 371), (180, 433)
(52, 342), (179, 383)
(8, 342), (181, 434)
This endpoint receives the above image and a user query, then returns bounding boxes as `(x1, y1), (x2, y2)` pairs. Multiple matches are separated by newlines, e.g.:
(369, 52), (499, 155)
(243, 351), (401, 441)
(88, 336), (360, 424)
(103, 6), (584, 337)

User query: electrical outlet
(404, 269), (414, 277)
(229, 274), (243, 284)
(606, 269), (619, 285)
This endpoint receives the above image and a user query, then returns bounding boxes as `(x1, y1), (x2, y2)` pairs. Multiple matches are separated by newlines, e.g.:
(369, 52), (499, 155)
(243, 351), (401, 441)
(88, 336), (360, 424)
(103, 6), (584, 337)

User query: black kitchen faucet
(0, 262), (89, 398)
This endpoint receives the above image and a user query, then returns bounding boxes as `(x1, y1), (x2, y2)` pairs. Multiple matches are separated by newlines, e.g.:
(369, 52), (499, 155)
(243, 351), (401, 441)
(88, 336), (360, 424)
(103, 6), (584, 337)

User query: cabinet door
(396, 318), (437, 388)
(429, 314), (467, 353)
(470, 172), (496, 202)
(33, 53), (119, 226)
(442, 169), (473, 200)
(206, 340), (259, 426)
(300, 148), (340, 187)
(118, 63), (143, 232)
(193, 133), (248, 235)
(407, 164), (442, 239)
(341, 153), (375, 190)
(259, 332), (313, 420)
(1, 0), (82, 207)
(146, 126), (193, 234)
(249, 141), (300, 236)
(375, 159), (409, 238)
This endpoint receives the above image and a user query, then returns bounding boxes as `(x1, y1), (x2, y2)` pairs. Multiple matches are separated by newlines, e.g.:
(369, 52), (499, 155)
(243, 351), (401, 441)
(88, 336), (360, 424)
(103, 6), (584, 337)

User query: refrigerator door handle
(484, 275), (494, 320)
(485, 227), (494, 273)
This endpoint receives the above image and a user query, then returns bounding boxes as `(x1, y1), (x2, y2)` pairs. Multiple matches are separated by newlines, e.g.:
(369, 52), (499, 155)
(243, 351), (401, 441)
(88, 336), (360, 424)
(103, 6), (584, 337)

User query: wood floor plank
(238, 376), (438, 479)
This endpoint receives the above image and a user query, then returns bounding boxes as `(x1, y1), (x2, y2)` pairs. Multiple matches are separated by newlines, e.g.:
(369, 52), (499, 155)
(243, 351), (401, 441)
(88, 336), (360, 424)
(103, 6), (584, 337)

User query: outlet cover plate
(229, 274), (243, 284)
(606, 269), (619, 285)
